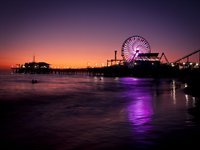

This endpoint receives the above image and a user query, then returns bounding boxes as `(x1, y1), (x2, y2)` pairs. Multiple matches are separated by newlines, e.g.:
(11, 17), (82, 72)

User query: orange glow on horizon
(0, 46), (116, 69)
(0, 37), (198, 70)
(0, 46), (194, 70)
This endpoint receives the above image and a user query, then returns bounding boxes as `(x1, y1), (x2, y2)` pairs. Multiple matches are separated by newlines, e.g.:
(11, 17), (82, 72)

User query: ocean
(0, 71), (200, 150)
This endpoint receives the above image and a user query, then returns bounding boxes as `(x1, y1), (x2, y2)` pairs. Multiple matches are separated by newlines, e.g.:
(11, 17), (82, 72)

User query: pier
(11, 49), (200, 77)
(11, 36), (200, 78)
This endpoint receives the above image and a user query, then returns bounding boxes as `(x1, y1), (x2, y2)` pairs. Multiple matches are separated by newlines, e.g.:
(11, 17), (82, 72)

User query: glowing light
(121, 35), (151, 63)
(171, 80), (176, 104)
(127, 94), (153, 132)
(185, 94), (189, 107)
(184, 83), (188, 88)
(122, 78), (153, 134)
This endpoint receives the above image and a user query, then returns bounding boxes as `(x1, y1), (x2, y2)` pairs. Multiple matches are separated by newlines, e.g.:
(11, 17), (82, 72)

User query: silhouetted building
(12, 61), (50, 73)
(23, 62), (50, 69)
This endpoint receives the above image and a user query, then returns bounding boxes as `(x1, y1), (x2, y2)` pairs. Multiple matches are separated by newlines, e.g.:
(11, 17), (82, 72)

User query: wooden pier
(11, 63), (198, 78)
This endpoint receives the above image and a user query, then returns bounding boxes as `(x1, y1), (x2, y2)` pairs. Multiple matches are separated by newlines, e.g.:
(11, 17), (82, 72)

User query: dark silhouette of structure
(174, 49), (200, 64)
(12, 56), (50, 74)
(107, 50), (124, 66)
(11, 36), (200, 77)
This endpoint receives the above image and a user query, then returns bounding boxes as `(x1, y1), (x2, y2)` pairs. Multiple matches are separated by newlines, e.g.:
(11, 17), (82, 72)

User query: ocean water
(0, 72), (200, 150)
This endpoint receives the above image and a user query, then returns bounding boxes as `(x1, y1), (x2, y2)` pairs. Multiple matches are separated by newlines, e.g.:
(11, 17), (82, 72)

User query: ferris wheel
(121, 35), (151, 62)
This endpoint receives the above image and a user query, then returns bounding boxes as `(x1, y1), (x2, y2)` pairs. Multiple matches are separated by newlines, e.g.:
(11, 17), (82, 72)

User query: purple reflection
(121, 78), (154, 130)
(127, 91), (154, 133)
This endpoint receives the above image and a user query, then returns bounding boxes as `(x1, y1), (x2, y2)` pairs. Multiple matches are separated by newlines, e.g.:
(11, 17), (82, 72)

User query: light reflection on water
(127, 93), (154, 148)
(0, 73), (200, 149)
(128, 95), (153, 127)
(123, 78), (153, 132)
(120, 77), (200, 149)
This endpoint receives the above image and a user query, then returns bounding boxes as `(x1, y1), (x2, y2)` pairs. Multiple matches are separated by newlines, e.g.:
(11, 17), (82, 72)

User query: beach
(0, 73), (200, 150)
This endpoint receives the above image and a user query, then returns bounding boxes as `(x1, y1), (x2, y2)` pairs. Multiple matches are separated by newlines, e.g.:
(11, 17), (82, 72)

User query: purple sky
(1, 0), (200, 68)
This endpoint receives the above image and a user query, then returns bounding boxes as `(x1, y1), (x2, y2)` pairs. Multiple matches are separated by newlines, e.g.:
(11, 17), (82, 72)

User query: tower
(114, 50), (117, 61)
(33, 55), (35, 63)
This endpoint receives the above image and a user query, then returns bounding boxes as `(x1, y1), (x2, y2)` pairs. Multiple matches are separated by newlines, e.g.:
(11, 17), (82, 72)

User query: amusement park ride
(107, 35), (169, 67)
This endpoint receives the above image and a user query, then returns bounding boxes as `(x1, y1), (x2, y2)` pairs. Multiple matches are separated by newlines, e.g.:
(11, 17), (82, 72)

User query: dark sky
(1, 0), (200, 68)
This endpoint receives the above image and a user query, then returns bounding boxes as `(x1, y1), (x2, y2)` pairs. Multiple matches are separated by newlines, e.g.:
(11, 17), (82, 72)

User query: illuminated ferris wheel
(121, 35), (151, 62)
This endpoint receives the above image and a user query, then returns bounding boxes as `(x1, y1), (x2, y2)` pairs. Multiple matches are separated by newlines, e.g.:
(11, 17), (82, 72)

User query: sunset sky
(1, 0), (200, 69)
